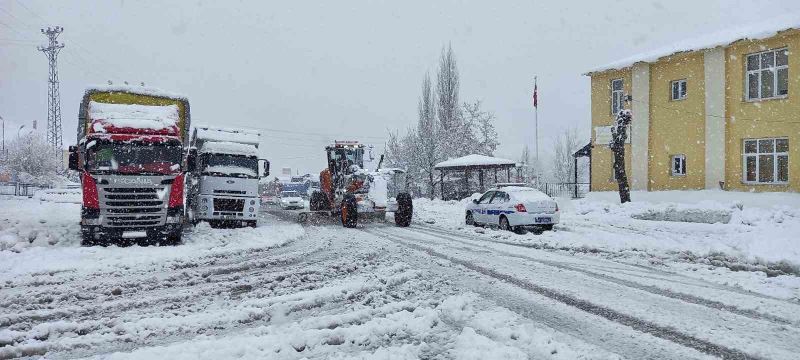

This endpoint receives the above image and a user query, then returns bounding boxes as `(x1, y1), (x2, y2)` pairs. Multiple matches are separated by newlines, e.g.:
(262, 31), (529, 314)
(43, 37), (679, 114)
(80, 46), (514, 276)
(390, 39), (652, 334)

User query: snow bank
(588, 13), (800, 73)
(413, 191), (800, 273)
(200, 141), (258, 157)
(0, 198), (81, 251)
(194, 126), (260, 145)
(435, 154), (516, 169)
(89, 101), (179, 131)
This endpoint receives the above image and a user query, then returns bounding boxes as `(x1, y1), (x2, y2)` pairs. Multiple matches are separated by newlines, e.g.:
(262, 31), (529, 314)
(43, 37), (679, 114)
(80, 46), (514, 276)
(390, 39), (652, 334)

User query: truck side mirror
(68, 145), (80, 171)
(260, 159), (270, 177)
(186, 149), (197, 172)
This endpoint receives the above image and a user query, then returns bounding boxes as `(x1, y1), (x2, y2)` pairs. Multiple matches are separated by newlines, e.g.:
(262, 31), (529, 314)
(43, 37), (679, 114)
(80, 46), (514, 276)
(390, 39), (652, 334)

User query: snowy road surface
(2, 198), (800, 359)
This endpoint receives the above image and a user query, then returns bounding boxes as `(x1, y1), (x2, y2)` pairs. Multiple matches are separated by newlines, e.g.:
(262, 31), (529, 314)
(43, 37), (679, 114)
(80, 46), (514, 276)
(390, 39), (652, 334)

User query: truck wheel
(394, 192), (412, 227)
(80, 226), (97, 246)
(247, 220), (257, 228)
(341, 195), (357, 228)
(161, 231), (182, 246)
(310, 191), (330, 212)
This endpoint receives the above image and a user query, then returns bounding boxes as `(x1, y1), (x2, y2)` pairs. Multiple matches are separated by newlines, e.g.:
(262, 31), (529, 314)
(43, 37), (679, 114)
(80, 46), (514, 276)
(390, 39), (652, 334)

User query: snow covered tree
(610, 109), (632, 203)
(436, 43), (468, 159)
(551, 128), (586, 183)
(1, 133), (62, 185)
(414, 73), (443, 198)
(462, 100), (498, 156)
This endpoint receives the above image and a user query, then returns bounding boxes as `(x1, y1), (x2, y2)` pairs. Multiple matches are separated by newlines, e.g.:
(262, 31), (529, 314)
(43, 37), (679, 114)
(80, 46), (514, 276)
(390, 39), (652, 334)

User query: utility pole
(38, 26), (64, 155)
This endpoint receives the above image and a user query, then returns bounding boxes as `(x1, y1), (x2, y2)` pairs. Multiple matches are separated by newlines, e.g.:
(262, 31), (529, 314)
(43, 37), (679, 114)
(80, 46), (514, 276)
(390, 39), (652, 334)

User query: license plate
(534, 217), (551, 224)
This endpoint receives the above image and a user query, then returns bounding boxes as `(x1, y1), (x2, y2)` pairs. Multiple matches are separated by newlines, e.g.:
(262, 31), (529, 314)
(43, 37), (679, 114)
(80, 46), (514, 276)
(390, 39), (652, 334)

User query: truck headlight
(202, 198), (208, 203)
(249, 207), (255, 212)
(201, 205), (208, 211)
(250, 199), (256, 205)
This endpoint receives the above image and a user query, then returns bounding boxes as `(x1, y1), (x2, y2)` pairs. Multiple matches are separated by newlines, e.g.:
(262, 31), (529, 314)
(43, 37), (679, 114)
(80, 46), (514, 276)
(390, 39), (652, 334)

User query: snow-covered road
(2, 199), (800, 359)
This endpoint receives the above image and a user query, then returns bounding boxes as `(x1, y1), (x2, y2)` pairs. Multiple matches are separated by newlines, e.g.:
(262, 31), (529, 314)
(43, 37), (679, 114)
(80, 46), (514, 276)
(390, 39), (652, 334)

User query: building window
(746, 48), (788, 100)
(671, 155), (686, 176)
(611, 78), (624, 115)
(743, 138), (789, 184)
(671, 79), (687, 100)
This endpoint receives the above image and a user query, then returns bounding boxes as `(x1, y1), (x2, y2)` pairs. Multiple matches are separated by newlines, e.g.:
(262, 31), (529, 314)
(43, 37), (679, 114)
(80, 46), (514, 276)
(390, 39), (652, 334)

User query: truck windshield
(200, 153), (258, 179)
(281, 191), (300, 198)
(86, 140), (183, 175)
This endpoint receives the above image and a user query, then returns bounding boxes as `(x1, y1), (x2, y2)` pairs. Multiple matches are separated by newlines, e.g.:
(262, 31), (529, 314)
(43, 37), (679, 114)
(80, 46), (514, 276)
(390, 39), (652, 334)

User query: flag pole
(534, 76), (539, 184)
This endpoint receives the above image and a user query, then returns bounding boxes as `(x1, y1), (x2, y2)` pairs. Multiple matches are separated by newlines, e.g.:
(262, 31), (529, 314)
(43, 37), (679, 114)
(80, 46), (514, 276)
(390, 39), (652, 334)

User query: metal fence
(534, 182), (590, 199)
(0, 182), (51, 197)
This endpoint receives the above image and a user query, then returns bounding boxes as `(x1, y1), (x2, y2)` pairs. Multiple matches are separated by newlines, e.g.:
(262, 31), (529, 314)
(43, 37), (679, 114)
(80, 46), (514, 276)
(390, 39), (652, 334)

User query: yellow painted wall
(590, 69), (632, 191)
(648, 52), (706, 190)
(725, 30), (800, 192)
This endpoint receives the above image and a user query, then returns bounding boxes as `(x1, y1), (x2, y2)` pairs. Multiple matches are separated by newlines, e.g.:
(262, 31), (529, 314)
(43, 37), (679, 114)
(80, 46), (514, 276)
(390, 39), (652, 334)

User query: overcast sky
(2, 0), (800, 175)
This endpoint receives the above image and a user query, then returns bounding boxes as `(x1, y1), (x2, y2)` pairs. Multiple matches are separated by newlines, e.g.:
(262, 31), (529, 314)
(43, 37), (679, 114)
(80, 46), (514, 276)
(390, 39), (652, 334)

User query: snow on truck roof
(85, 84), (188, 101)
(586, 14), (800, 74)
(88, 101), (179, 131)
(200, 141), (259, 157)
(194, 126), (261, 145)
(435, 154), (516, 169)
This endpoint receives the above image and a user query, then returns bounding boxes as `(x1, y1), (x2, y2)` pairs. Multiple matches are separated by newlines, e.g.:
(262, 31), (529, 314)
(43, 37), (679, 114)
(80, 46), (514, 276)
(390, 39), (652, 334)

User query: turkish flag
(532, 82), (538, 108)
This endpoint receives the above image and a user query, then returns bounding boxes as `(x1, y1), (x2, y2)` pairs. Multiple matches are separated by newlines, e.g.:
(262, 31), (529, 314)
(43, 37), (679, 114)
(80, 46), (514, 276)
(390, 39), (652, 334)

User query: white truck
(186, 126), (269, 227)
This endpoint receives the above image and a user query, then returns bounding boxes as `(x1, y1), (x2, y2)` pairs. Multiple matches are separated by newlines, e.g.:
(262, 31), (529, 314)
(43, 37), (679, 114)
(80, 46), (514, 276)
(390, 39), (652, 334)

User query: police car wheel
(465, 212), (475, 226)
(499, 216), (512, 231)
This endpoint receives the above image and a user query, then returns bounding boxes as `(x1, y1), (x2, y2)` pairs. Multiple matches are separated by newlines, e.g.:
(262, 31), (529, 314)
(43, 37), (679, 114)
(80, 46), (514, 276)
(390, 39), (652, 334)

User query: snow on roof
(88, 101), (179, 131)
(200, 141), (259, 156)
(435, 154), (516, 169)
(86, 84), (188, 101)
(195, 125), (261, 145)
(586, 14), (800, 74)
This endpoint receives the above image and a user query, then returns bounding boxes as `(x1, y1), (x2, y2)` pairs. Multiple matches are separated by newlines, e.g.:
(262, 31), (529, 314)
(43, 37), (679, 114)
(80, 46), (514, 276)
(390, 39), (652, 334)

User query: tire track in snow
(408, 225), (799, 327)
(368, 228), (764, 360)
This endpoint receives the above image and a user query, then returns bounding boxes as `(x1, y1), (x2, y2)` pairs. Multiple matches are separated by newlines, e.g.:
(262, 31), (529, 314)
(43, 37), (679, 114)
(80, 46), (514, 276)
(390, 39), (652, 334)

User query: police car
(465, 185), (559, 233)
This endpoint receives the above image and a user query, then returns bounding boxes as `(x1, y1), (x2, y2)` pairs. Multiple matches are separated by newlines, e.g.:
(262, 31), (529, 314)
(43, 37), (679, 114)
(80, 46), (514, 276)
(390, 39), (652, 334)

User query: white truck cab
(187, 126), (269, 227)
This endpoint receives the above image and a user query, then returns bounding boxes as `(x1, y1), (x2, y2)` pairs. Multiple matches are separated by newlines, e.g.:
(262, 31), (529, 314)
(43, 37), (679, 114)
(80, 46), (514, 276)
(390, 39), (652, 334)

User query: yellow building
(586, 21), (799, 193)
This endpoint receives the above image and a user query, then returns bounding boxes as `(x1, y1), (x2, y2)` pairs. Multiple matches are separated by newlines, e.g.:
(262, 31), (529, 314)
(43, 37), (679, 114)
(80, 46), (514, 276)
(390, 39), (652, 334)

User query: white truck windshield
(201, 153), (258, 178)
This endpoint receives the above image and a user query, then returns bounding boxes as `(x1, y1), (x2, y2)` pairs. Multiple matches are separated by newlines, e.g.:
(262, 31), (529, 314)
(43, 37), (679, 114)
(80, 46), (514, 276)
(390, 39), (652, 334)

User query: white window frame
(670, 154), (686, 176)
(742, 137), (789, 184)
(611, 78), (624, 115)
(671, 79), (687, 101)
(745, 48), (789, 101)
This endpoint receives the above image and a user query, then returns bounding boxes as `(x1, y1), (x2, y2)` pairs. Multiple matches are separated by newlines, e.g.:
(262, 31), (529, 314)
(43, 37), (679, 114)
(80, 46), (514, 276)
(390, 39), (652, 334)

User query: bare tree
(436, 43), (462, 159)
(414, 73), (442, 198)
(610, 110), (632, 203)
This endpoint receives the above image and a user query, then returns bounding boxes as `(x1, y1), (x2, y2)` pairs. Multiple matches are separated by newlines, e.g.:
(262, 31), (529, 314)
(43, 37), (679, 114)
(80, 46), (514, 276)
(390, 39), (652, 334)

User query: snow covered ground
(2, 193), (800, 359)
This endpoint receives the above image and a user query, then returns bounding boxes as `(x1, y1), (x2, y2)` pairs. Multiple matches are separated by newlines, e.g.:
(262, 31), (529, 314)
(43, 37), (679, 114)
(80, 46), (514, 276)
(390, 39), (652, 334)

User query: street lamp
(18, 124), (25, 138)
(0, 115), (5, 155)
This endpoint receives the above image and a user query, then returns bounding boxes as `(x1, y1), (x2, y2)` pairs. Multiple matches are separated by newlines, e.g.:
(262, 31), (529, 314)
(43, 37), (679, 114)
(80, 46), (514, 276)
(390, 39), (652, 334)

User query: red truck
(68, 85), (191, 246)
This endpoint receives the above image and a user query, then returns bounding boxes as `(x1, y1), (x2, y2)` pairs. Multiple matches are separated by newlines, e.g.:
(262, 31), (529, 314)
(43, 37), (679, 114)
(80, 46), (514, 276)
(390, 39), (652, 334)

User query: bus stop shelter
(435, 154), (517, 200)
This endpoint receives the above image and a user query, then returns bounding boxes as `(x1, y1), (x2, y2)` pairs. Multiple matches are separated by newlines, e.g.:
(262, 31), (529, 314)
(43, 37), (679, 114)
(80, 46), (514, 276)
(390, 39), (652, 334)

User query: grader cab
(310, 141), (412, 228)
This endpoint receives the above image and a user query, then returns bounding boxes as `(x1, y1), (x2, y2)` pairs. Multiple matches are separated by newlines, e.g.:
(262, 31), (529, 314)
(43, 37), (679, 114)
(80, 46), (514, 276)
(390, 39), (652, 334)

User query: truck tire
(341, 195), (357, 228)
(80, 226), (97, 246)
(310, 191), (330, 212)
(394, 192), (412, 227)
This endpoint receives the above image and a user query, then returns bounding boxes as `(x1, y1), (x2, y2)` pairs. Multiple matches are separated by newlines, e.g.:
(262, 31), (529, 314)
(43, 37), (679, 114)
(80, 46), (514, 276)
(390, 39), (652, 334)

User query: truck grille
(214, 190), (246, 195)
(100, 187), (167, 228)
(214, 198), (244, 212)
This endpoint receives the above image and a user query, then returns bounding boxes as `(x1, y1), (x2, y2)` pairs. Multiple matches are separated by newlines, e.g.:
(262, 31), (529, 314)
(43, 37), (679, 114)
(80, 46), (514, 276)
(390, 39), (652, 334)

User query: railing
(534, 182), (590, 199)
(0, 182), (51, 197)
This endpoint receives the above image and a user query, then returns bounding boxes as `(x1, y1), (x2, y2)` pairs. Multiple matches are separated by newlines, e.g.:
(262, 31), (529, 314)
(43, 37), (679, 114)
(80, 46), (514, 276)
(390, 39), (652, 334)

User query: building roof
(434, 154), (516, 170)
(586, 14), (800, 75)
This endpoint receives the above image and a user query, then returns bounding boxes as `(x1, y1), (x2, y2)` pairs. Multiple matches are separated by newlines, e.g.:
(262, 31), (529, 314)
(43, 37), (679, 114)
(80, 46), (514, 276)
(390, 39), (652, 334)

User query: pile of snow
(0, 198), (81, 251)
(204, 165), (257, 177)
(200, 141), (258, 157)
(588, 13), (800, 73)
(435, 154), (516, 169)
(35, 188), (82, 204)
(194, 126), (260, 145)
(88, 101), (179, 131)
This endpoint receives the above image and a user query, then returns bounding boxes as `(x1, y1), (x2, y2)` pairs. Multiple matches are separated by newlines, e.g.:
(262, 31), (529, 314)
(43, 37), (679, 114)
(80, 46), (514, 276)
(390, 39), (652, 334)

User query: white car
(279, 191), (305, 210)
(465, 186), (559, 232)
